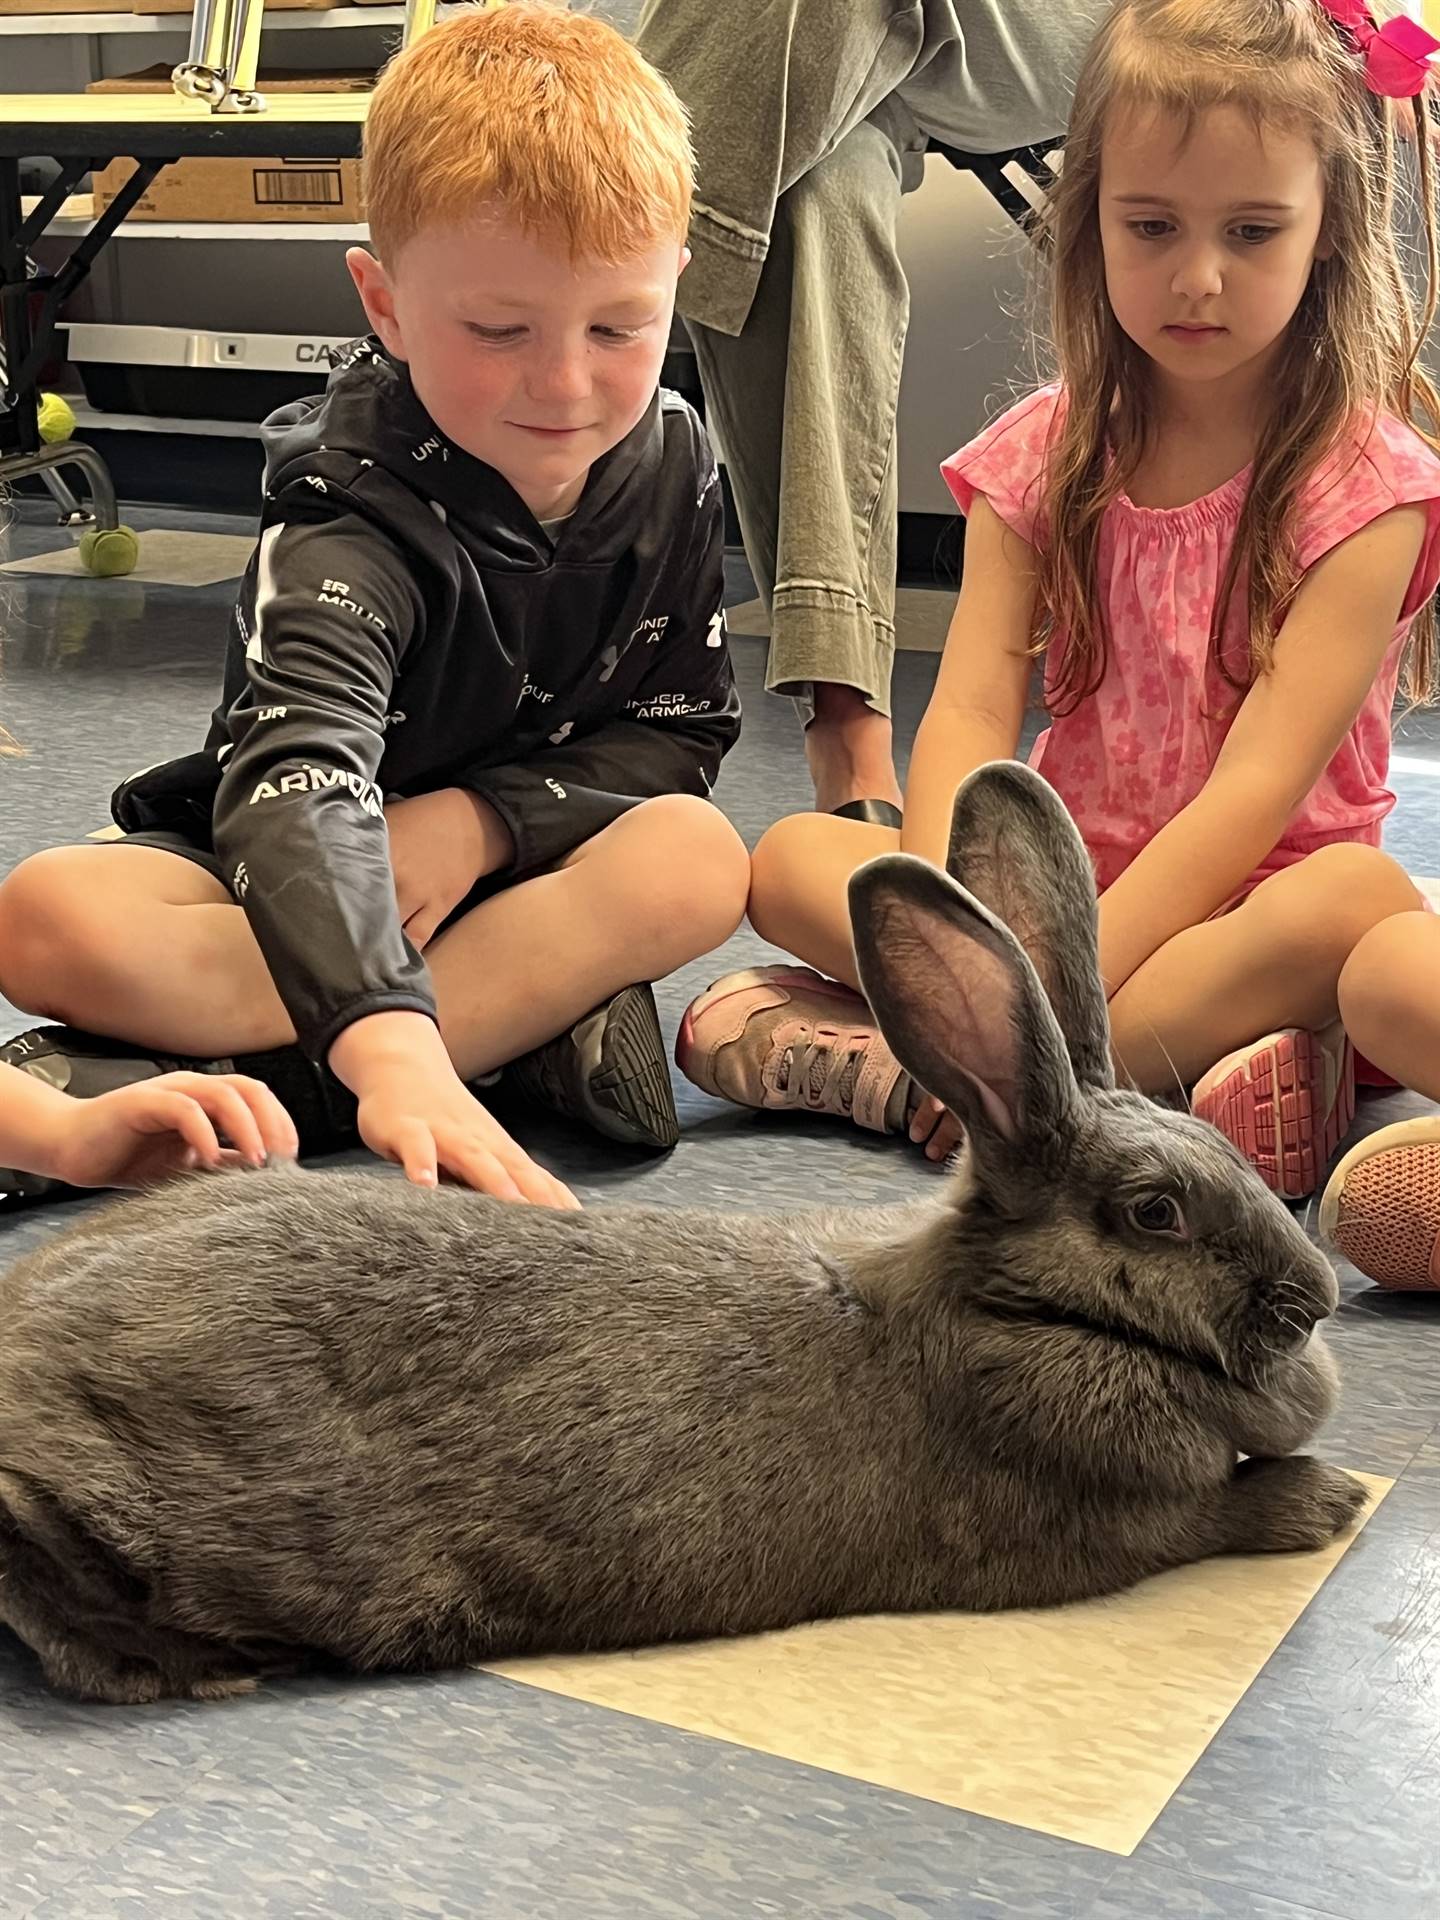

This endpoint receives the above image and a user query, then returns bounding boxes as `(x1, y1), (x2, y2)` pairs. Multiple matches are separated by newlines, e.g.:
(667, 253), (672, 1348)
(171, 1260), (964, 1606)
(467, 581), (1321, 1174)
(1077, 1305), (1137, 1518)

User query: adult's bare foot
(806, 682), (904, 814)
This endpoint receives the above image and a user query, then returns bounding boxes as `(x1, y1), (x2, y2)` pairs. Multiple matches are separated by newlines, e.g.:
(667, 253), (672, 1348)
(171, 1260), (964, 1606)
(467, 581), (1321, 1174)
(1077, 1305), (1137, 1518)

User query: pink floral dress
(941, 385), (1440, 893)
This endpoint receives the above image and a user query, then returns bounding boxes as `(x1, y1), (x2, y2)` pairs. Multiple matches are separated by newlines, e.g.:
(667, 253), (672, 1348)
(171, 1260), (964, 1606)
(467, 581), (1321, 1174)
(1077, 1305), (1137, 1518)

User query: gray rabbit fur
(0, 763), (1364, 1704)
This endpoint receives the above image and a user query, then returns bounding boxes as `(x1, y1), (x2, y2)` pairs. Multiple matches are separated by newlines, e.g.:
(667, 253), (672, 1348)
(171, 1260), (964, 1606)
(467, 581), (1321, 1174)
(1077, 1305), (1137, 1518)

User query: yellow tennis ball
(79, 526), (141, 578)
(37, 392), (77, 444)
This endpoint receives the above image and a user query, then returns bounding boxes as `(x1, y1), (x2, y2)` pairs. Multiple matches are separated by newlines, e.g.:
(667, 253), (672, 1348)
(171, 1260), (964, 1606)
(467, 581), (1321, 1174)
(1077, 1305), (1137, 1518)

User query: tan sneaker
(675, 966), (911, 1133)
(1319, 1117), (1440, 1290)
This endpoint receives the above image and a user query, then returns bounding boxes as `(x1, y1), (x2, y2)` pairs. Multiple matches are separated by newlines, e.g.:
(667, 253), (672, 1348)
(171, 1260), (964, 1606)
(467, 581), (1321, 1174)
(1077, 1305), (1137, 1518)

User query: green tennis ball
(37, 392), (77, 444)
(79, 526), (140, 578)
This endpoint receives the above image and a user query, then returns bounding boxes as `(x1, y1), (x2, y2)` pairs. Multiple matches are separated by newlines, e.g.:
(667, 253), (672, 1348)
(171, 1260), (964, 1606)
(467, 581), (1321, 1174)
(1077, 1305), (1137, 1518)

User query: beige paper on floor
(2, 530), (256, 589)
(487, 1473), (1388, 1856)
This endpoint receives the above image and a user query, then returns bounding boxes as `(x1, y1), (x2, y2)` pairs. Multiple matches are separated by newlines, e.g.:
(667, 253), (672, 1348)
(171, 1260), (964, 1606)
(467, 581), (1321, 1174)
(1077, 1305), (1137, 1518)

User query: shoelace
(774, 1031), (866, 1115)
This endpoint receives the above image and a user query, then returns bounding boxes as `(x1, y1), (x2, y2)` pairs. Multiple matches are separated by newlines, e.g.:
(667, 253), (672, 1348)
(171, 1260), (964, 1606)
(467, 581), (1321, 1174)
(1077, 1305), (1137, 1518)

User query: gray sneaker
(502, 983), (680, 1152)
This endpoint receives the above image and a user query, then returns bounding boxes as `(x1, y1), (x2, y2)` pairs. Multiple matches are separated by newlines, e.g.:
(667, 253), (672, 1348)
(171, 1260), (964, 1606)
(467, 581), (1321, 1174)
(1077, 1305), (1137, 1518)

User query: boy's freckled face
(350, 215), (685, 523)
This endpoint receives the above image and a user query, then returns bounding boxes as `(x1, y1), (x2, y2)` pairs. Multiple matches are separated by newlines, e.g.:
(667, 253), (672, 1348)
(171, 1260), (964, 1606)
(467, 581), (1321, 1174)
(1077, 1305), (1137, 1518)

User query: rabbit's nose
(1309, 1251), (1341, 1321)
(1274, 1255), (1340, 1340)
(1251, 1244), (1335, 1346)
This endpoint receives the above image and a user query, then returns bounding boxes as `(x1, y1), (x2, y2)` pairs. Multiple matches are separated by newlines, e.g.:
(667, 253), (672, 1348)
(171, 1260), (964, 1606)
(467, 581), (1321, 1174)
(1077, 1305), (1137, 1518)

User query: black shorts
(105, 828), (229, 890)
(101, 828), (516, 929)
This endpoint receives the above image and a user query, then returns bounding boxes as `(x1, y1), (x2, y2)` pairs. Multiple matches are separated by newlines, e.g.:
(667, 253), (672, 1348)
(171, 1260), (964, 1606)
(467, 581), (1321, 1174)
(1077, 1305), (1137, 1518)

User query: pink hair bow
(1316, 0), (1440, 97)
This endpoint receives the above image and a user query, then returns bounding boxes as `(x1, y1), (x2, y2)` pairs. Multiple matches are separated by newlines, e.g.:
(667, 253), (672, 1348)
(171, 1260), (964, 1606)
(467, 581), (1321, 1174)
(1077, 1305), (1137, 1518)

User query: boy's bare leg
(427, 795), (750, 1081)
(0, 796), (750, 1082)
(0, 848), (291, 1056)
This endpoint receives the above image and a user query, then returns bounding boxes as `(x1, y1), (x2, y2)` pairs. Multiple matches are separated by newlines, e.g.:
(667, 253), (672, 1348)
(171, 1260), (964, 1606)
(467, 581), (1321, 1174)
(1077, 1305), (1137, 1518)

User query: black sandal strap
(831, 798), (903, 830)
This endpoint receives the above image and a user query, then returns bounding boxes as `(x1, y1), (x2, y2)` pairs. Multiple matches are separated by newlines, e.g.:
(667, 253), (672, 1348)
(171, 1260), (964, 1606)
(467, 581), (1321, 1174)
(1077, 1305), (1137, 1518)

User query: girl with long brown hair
(678, 0), (1440, 1283)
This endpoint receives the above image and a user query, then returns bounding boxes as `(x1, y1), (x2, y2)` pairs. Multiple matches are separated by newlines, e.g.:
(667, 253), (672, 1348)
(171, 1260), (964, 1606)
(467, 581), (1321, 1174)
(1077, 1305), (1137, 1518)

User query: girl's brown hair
(1034, 0), (1440, 710)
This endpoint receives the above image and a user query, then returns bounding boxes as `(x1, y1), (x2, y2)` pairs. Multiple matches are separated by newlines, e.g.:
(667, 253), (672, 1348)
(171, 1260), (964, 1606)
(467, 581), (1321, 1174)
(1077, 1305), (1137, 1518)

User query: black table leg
(0, 154), (41, 459)
(0, 153), (170, 535)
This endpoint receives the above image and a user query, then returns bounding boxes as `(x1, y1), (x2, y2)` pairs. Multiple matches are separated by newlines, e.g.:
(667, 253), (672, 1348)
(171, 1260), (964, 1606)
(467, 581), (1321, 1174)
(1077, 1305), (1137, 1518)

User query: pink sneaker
(675, 966), (911, 1133)
(1191, 1023), (1355, 1201)
(1319, 1118), (1440, 1290)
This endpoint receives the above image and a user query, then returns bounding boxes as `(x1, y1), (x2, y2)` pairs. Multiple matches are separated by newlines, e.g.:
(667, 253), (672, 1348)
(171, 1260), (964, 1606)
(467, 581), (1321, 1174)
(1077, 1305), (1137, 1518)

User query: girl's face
(1099, 103), (1328, 402)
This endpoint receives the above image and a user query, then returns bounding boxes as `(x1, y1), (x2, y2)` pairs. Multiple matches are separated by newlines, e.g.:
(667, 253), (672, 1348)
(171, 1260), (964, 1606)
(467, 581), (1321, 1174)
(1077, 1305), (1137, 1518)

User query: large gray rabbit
(0, 763), (1364, 1705)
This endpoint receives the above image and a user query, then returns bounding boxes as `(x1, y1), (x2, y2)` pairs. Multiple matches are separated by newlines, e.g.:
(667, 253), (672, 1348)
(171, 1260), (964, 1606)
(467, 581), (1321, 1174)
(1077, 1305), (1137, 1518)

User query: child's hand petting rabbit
(0, 1063), (297, 1190)
(0, 764), (1365, 1706)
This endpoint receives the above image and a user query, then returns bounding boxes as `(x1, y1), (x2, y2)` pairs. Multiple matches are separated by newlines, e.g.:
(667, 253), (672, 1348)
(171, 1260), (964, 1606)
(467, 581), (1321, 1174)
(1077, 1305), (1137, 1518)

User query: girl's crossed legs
(678, 811), (1439, 1209)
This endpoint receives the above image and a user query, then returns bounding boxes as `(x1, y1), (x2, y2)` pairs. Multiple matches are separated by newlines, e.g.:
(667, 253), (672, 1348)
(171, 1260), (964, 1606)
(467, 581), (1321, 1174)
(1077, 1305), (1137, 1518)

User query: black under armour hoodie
(112, 339), (741, 1062)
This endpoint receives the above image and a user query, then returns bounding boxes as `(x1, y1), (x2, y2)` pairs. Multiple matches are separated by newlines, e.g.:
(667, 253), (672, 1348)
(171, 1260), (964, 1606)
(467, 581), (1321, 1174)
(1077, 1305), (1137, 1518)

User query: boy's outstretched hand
(50, 1073), (300, 1190)
(330, 1011), (579, 1210)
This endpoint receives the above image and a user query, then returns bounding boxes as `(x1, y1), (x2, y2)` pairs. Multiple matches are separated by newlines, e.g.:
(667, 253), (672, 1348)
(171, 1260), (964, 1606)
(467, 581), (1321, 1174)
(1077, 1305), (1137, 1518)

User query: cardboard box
(87, 69), (372, 225)
(92, 154), (366, 223)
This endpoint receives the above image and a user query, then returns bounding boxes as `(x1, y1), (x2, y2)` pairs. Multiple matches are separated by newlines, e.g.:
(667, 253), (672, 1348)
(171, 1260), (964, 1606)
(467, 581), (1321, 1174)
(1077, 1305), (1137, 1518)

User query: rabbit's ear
(945, 761), (1114, 1090)
(849, 854), (1079, 1149)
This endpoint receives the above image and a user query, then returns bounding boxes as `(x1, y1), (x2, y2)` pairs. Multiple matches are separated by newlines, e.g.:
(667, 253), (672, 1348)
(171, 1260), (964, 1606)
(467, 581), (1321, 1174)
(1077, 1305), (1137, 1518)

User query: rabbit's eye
(1126, 1194), (1186, 1238)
